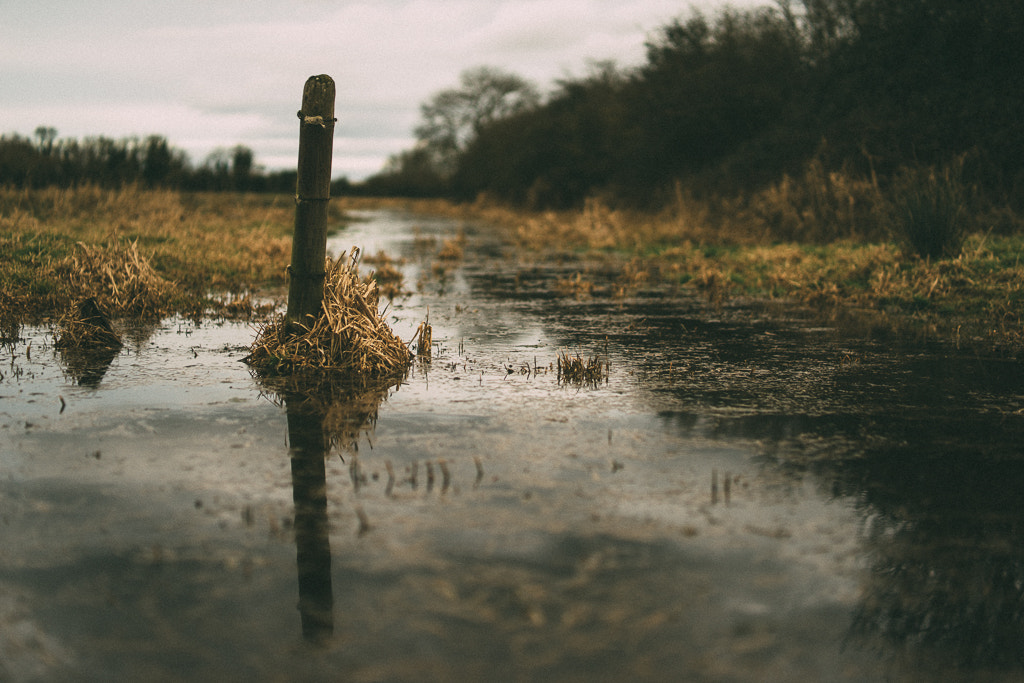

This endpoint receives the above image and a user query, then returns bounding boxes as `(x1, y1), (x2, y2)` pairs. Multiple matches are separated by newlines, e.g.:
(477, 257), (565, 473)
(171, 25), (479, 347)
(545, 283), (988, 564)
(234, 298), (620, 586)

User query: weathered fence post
(286, 74), (336, 333)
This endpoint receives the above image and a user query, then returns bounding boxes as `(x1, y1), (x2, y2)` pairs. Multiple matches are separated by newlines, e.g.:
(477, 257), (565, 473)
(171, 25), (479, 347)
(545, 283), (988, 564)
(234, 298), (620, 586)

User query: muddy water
(2, 209), (1023, 681)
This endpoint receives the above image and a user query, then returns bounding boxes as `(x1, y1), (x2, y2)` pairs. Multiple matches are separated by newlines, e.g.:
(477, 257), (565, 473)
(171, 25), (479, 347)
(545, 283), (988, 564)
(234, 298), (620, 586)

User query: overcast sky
(2, 0), (765, 180)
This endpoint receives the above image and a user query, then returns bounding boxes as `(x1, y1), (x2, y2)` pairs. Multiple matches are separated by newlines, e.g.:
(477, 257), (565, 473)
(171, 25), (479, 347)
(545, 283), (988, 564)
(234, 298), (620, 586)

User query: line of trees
(366, 0), (1024, 213)
(0, 127), (299, 193)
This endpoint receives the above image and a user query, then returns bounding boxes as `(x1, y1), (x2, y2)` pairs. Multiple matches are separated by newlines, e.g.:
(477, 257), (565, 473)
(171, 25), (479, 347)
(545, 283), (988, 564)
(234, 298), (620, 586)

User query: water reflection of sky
(2, 209), (1023, 681)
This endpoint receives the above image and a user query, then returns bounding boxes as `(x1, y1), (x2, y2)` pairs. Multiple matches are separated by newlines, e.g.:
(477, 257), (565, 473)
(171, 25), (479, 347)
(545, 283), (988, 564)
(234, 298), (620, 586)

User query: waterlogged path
(2, 209), (1023, 681)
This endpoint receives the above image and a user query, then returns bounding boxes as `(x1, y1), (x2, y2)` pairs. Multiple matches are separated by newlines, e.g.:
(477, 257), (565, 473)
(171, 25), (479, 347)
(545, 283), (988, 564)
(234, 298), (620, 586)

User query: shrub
(891, 160), (969, 259)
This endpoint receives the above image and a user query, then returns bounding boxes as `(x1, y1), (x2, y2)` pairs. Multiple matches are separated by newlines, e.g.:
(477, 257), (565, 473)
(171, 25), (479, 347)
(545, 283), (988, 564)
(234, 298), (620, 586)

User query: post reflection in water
(286, 399), (334, 644)
(275, 378), (393, 645)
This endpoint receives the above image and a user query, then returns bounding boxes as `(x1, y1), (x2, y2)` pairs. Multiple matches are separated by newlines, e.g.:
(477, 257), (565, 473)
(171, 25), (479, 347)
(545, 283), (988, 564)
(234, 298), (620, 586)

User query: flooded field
(3, 209), (1024, 681)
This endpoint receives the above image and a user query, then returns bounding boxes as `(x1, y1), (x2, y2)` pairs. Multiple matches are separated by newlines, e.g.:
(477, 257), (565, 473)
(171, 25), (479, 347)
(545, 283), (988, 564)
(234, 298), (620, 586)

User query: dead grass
(400, 183), (1024, 351)
(53, 240), (175, 318)
(0, 185), (343, 319)
(243, 248), (412, 383)
(557, 350), (608, 387)
(411, 319), (432, 358)
(555, 272), (595, 299)
(53, 297), (123, 350)
(5, 184), (1022, 353)
(437, 235), (465, 261)
(0, 232), (175, 320)
(362, 250), (407, 299)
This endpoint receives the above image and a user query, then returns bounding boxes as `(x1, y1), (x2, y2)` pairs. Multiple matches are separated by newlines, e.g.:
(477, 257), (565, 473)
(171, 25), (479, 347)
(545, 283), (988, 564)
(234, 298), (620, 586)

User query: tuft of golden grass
(1, 235), (163, 320)
(437, 235), (465, 261)
(244, 248), (412, 383)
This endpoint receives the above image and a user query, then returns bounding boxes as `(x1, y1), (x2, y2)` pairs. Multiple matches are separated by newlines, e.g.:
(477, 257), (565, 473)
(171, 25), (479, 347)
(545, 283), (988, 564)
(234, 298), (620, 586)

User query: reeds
(556, 350), (608, 387)
(411, 318), (432, 358)
(244, 248), (412, 383)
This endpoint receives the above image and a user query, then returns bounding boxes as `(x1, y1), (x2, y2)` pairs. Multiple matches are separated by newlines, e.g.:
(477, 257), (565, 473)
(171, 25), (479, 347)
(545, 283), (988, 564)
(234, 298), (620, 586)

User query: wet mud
(2, 209), (1023, 681)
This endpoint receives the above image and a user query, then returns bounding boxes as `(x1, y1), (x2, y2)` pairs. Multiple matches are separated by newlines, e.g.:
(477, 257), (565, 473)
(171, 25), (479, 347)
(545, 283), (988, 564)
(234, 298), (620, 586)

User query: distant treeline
(0, 129), (307, 193)
(365, 0), (1024, 212)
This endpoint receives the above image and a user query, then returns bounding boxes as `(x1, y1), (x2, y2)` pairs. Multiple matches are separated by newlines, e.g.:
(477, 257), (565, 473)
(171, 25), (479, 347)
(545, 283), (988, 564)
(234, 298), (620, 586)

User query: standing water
(2, 209), (1023, 681)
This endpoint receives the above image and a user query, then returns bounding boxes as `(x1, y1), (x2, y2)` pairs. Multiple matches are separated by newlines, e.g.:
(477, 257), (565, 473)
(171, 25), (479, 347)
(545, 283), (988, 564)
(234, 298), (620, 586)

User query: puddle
(2, 209), (1023, 681)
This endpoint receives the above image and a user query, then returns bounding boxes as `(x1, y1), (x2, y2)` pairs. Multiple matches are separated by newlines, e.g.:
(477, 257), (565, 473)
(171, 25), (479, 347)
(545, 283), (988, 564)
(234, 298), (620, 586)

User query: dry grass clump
(556, 350), (608, 387)
(54, 297), (123, 350)
(0, 230), (175, 321)
(244, 248), (412, 382)
(614, 258), (653, 298)
(890, 160), (968, 259)
(511, 198), (641, 252)
(52, 240), (175, 318)
(53, 297), (123, 387)
(742, 159), (890, 243)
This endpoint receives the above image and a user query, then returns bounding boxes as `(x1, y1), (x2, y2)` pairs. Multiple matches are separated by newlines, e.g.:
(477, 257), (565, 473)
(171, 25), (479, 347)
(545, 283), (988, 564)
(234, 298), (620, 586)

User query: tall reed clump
(890, 159), (969, 259)
(244, 249), (412, 384)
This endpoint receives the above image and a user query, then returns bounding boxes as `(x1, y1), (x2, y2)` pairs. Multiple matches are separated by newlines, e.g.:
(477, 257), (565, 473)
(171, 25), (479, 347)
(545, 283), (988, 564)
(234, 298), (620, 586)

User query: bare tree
(414, 66), (540, 177)
(34, 126), (58, 155)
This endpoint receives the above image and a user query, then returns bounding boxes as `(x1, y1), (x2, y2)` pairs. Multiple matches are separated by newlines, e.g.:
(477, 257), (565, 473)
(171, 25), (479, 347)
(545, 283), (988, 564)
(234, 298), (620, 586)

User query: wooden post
(287, 74), (336, 332)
